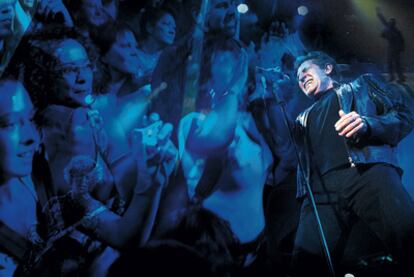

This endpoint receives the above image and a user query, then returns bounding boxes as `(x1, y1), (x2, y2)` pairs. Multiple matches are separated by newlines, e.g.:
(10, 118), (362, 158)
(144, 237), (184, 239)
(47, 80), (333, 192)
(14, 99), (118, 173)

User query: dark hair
(88, 22), (136, 93)
(294, 51), (338, 79)
(201, 38), (244, 82)
(63, 0), (117, 28)
(196, 38), (245, 110)
(62, 0), (86, 27)
(19, 27), (99, 110)
(162, 206), (240, 275)
(138, 6), (176, 40)
(90, 22), (135, 56)
(63, 0), (82, 13)
(109, 240), (215, 277)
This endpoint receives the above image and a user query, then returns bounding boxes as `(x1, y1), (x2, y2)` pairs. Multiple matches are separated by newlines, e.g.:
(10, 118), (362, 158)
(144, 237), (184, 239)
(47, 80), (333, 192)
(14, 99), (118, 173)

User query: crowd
(0, 1), (413, 276)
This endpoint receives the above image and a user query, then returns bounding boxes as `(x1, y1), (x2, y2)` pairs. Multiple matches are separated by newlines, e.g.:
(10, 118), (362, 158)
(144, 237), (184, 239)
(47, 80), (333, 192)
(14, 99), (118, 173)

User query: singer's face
(297, 60), (332, 99)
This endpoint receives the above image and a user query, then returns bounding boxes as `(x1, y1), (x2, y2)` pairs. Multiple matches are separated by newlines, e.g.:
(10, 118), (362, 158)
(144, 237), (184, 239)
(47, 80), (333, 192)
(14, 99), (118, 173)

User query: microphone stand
(266, 77), (336, 277)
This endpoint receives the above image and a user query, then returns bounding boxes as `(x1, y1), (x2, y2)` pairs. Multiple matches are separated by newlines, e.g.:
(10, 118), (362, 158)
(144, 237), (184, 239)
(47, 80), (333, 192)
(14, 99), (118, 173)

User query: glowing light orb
(237, 3), (249, 14)
(85, 95), (94, 105)
(297, 5), (309, 16)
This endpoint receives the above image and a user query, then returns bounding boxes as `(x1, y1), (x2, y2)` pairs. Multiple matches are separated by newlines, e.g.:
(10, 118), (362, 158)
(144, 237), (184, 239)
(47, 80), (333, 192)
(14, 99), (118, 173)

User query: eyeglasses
(54, 62), (93, 77)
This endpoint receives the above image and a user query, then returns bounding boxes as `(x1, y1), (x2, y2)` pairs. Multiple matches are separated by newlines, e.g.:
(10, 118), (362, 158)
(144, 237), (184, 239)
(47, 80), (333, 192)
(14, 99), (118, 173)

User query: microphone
(255, 66), (290, 104)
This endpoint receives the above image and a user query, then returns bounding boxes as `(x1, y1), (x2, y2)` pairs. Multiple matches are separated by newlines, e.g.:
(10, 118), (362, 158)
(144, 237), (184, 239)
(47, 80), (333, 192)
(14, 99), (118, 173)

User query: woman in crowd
(135, 6), (176, 92)
(0, 79), (41, 277)
(19, 28), (176, 273)
(91, 10), (176, 136)
(0, 79), (78, 276)
(90, 22), (145, 133)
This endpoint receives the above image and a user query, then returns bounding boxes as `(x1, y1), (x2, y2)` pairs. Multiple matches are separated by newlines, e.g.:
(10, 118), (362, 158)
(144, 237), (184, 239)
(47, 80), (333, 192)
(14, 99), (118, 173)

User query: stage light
(297, 5), (309, 16)
(344, 274), (355, 277)
(237, 3), (249, 14)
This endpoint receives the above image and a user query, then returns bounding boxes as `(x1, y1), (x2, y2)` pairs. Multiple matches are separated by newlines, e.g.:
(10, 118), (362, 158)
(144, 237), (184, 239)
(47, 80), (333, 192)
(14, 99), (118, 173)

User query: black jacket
(295, 74), (414, 198)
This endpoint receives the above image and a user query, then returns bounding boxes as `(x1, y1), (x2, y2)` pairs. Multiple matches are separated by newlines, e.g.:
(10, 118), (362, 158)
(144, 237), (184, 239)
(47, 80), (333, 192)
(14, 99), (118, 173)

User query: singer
(290, 51), (414, 276)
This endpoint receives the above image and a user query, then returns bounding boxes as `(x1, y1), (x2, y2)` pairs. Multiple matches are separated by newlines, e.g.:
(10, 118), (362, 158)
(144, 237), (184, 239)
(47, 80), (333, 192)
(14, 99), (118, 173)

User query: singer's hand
(38, 0), (74, 27)
(335, 110), (366, 138)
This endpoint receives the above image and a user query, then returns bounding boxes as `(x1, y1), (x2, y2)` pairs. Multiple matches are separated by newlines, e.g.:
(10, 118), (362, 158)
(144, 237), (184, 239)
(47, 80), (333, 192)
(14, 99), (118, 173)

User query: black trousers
(291, 163), (414, 276)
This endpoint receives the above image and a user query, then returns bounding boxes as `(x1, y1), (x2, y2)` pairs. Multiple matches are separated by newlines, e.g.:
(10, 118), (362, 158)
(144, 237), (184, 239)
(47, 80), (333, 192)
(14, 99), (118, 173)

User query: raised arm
(76, 179), (163, 250)
(184, 50), (249, 156)
(376, 7), (388, 27)
(184, 93), (239, 156)
(67, 121), (177, 249)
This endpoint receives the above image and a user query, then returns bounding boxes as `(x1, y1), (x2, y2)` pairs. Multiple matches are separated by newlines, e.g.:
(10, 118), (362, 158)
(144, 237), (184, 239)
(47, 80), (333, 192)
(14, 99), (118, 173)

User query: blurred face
(297, 60), (333, 99)
(0, 0), (15, 39)
(150, 13), (176, 45)
(103, 30), (140, 75)
(207, 0), (237, 37)
(53, 39), (94, 107)
(81, 0), (114, 27)
(0, 81), (39, 180)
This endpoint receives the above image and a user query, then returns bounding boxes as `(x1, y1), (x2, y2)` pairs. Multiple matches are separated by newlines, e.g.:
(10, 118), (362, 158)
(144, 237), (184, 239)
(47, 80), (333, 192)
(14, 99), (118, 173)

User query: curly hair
(18, 26), (101, 110)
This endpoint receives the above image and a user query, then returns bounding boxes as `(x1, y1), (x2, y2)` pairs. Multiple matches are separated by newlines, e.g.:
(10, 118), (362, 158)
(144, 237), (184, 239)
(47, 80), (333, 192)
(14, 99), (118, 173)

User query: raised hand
(131, 113), (177, 189)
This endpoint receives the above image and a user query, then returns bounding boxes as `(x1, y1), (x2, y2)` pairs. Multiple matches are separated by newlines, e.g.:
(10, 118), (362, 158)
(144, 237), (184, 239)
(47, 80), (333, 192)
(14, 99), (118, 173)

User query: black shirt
(308, 89), (349, 176)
